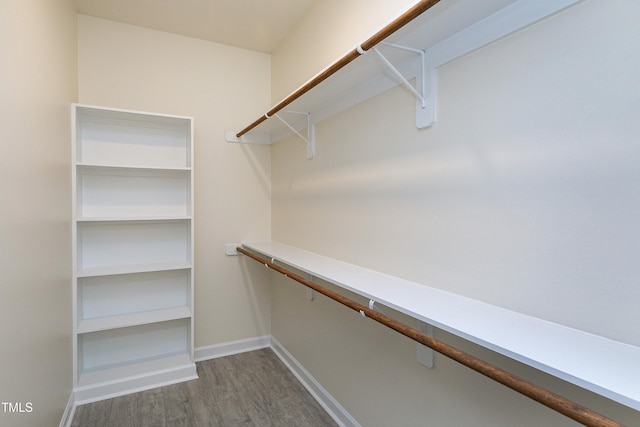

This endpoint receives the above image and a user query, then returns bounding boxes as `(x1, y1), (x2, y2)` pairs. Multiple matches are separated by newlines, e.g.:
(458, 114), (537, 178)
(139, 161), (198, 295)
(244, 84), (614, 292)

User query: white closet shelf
(76, 163), (191, 172)
(77, 307), (192, 334)
(241, 241), (640, 411)
(76, 216), (192, 222)
(226, 0), (582, 157)
(77, 261), (192, 278)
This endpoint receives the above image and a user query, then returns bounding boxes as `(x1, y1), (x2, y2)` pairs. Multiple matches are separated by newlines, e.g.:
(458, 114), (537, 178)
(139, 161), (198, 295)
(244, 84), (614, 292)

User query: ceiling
(74, 0), (316, 53)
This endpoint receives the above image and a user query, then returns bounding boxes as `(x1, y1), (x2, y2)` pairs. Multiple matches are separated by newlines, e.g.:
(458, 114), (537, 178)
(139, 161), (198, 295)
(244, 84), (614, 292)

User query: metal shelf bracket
(225, 111), (315, 159)
(370, 42), (435, 128)
(368, 300), (434, 368)
(271, 111), (315, 159)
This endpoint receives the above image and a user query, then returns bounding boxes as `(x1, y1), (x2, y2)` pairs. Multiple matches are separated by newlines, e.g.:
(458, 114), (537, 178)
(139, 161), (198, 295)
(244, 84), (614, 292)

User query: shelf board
(77, 261), (192, 278)
(75, 103), (193, 123)
(76, 216), (192, 222)
(77, 307), (192, 334)
(242, 240), (640, 411)
(77, 162), (191, 173)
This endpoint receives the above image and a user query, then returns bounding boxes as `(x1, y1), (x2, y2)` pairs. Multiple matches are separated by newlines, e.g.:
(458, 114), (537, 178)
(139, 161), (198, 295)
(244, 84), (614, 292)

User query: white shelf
(76, 166), (191, 219)
(77, 162), (191, 172)
(76, 220), (191, 271)
(78, 269), (190, 320)
(228, 0), (582, 149)
(77, 261), (192, 278)
(242, 241), (640, 411)
(77, 216), (192, 222)
(75, 104), (192, 169)
(77, 307), (192, 334)
(78, 318), (190, 370)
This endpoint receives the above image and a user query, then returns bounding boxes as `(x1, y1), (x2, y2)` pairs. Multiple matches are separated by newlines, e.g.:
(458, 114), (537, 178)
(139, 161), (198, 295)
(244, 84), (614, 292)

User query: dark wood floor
(71, 348), (339, 426)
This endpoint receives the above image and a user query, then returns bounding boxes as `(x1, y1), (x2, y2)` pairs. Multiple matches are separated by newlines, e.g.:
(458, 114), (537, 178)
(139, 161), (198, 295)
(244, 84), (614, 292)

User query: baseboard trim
(194, 335), (271, 362)
(59, 391), (75, 427)
(63, 335), (357, 427)
(196, 335), (359, 427)
(270, 337), (361, 427)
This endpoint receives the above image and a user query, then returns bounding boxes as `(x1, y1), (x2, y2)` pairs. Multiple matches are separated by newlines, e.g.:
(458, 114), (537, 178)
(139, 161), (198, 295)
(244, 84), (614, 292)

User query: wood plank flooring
(71, 348), (339, 427)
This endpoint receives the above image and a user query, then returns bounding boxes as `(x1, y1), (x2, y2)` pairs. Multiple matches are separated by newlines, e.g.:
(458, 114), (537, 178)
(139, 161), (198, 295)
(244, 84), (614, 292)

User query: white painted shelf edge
(76, 162), (192, 172)
(76, 216), (192, 222)
(241, 240), (640, 411)
(77, 261), (192, 278)
(77, 307), (192, 334)
(74, 103), (194, 122)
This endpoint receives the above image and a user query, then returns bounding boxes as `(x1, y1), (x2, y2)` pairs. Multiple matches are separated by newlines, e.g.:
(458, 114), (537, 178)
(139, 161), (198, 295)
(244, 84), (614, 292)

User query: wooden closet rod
(236, 0), (442, 138)
(236, 246), (624, 427)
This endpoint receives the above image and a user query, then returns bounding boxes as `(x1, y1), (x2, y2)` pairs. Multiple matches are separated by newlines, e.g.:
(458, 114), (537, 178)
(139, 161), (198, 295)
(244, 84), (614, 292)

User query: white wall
(0, 1), (77, 426)
(270, 0), (640, 425)
(77, 15), (273, 348)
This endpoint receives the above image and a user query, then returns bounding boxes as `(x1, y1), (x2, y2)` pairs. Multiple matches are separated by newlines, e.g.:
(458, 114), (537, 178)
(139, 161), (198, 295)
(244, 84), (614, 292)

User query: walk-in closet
(2, 1), (639, 426)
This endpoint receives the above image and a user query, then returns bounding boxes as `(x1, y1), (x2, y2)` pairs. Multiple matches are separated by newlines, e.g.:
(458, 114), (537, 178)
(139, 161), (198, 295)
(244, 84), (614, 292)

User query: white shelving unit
(72, 104), (197, 403)
(242, 241), (640, 412)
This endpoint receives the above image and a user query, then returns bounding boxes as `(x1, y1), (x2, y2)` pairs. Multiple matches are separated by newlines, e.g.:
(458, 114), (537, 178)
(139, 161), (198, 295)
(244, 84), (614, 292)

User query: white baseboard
(194, 335), (271, 361)
(270, 337), (360, 427)
(59, 391), (75, 427)
(196, 335), (359, 427)
(63, 335), (357, 427)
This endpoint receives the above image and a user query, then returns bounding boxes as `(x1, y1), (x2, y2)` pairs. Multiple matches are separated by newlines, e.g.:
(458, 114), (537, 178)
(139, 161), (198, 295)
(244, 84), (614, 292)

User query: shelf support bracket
(306, 273), (315, 300)
(368, 300), (433, 368)
(271, 111), (315, 159)
(373, 42), (435, 128)
(416, 320), (435, 368)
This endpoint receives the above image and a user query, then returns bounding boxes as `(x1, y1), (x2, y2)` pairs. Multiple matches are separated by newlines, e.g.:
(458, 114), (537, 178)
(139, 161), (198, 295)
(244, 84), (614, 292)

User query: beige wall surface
(77, 15), (273, 347)
(0, 0), (77, 426)
(270, 0), (640, 425)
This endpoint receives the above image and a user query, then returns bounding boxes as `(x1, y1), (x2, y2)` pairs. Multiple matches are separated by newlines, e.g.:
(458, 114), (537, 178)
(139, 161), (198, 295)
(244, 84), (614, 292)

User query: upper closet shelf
(225, 0), (582, 159)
